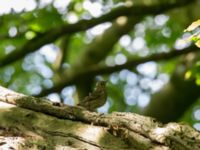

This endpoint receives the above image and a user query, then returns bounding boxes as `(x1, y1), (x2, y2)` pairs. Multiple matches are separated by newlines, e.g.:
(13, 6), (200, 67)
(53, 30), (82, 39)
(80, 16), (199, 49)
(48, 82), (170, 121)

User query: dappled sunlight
(77, 125), (106, 144)
(135, 23), (145, 36)
(66, 12), (79, 23)
(139, 76), (168, 93)
(108, 67), (169, 109)
(119, 69), (129, 81)
(25, 31), (37, 40)
(42, 79), (53, 89)
(149, 79), (166, 93)
(193, 123), (200, 131)
(116, 16), (128, 26)
(97, 100), (110, 113)
(23, 51), (54, 78)
(39, 0), (52, 7)
(154, 14), (169, 26)
(8, 27), (17, 37)
(126, 72), (138, 86)
(153, 127), (167, 135)
(137, 93), (150, 108)
(124, 0), (133, 7)
(37, 64), (53, 78)
(5, 45), (16, 54)
(0, 101), (15, 108)
(105, 56), (115, 67)
(137, 61), (157, 78)
(119, 35), (131, 47)
(124, 86), (140, 106)
(83, 0), (103, 17)
(139, 78), (151, 90)
(114, 53), (127, 65)
(109, 73), (119, 84)
(27, 84), (42, 95)
(53, 0), (70, 13)
(193, 108), (200, 120)
(159, 44), (170, 52)
(0, 0), (36, 14)
(4, 67), (15, 80)
(61, 86), (76, 105)
(161, 27), (171, 38)
(174, 38), (191, 50)
(131, 37), (146, 51)
(88, 23), (112, 36)
(47, 93), (60, 103)
(39, 44), (59, 63)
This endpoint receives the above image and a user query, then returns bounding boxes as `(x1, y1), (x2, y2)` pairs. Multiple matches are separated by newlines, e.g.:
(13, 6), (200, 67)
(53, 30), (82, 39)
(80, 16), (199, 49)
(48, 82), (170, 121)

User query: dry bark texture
(0, 86), (200, 150)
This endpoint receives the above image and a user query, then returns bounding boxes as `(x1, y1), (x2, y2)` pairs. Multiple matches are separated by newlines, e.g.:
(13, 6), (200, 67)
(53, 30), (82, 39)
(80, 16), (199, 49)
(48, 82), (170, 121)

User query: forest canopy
(0, 0), (200, 130)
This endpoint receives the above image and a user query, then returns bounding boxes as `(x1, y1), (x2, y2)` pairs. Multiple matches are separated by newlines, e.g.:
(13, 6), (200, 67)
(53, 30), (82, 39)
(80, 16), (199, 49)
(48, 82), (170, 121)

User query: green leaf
(194, 40), (200, 48)
(184, 19), (200, 32)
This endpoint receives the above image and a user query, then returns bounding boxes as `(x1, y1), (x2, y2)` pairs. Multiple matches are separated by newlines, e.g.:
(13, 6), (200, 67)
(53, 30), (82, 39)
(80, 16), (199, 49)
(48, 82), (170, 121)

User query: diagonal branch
(92, 45), (199, 75)
(37, 45), (198, 96)
(0, 0), (196, 67)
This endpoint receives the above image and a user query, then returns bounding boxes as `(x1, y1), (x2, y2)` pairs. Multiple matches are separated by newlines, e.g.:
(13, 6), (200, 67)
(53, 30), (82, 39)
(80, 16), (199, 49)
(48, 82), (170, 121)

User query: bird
(77, 81), (107, 111)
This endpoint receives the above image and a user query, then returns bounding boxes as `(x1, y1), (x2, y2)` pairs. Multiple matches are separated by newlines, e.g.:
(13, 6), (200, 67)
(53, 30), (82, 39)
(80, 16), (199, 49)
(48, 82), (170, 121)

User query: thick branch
(0, 0), (195, 67)
(0, 86), (200, 149)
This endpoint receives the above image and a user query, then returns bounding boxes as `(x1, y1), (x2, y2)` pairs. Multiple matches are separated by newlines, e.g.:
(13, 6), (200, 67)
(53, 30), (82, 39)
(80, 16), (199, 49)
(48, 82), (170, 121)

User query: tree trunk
(0, 86), (200, 150)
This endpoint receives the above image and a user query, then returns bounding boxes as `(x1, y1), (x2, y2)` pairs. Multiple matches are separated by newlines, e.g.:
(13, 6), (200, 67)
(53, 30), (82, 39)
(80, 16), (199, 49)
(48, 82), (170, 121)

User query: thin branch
(37, 45), (198, 96)
(92, 45), (199, 75)
(0, 0), (196, 67)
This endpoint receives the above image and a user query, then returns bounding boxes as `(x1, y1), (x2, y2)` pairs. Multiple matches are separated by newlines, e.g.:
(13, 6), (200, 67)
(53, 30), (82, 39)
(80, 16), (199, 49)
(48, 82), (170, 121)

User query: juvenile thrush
(78, 81), (107, 111)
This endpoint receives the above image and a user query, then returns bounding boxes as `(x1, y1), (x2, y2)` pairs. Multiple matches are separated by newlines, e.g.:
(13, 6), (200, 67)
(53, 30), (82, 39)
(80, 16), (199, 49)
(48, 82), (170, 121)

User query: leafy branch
(184, 19), (200, 48)
(0, 0), (196, 67)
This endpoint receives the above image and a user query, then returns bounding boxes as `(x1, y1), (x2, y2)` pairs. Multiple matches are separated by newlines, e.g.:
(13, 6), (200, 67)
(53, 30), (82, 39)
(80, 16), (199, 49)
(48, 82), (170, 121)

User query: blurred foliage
(184, 19), (200, 47)
(0, 0), (199, 128)
(183, 19), (200, 89)
(21, 5), (64, 32)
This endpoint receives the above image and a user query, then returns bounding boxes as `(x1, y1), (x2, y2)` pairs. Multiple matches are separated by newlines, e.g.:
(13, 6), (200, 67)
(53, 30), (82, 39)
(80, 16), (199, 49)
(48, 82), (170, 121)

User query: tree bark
(0, 86), (200, 150)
